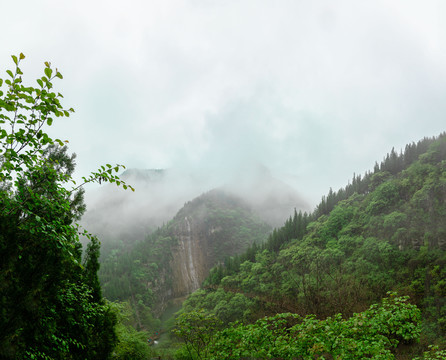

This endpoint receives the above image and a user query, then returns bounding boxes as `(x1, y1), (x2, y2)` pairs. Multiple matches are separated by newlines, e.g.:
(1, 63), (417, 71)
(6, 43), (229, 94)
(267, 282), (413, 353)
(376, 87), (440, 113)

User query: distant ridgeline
(99, 188), (272, 322)
(180, 132), (446, 350)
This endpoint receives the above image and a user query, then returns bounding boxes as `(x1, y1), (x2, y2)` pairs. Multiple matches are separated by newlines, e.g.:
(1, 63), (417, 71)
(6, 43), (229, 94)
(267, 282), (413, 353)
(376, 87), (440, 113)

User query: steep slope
(99, 188), (271, 321)
(180, 132), (446, 348)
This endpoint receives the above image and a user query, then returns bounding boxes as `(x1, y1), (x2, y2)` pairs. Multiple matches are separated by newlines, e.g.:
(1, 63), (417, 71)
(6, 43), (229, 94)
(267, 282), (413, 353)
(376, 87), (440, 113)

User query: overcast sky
(2, 0), (446, 206)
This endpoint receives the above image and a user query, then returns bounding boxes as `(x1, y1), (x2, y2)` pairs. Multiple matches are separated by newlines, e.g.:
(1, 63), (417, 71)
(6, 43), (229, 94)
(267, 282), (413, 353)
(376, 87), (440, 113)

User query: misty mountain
(81, 165), (309, 257)
(222, 164), (310, 226)
(99, 188), (272, 318)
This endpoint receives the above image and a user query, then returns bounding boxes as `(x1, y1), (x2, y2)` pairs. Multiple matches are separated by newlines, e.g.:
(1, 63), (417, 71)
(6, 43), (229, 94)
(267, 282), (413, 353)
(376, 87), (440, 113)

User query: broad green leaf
(6, 69), (13, 78)
(44, 67), (52, 78)
(11, 55), (18, 65)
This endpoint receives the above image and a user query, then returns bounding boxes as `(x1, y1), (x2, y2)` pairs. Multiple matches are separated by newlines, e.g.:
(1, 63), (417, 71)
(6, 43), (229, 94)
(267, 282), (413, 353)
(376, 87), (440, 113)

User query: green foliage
(173, 309), (222, 360)
(413, 345), (446, 360)
(366, 180), (400, 215)
(178, 132), (446, 356)
(177, 294), (421, 359)
(178, 288), (255, 325)
(108, 302), (153, 360)
(83, 235), (103, 302)
(318, 203), (355, 240)
(0, 54), (132, 358)
(112, 326), (152, 360)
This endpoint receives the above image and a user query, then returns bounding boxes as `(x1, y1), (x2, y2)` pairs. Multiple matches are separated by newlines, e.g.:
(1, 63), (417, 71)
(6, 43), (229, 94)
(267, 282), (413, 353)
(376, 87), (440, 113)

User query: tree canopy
(0, 54), (131, 359)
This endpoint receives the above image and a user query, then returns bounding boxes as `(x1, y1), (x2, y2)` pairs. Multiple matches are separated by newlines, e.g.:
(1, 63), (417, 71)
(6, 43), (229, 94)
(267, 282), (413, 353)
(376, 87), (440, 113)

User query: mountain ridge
(178, 132), (446, 354)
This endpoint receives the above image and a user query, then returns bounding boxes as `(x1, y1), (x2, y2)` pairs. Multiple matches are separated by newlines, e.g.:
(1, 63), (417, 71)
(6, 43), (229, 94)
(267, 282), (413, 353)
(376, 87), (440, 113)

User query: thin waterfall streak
(184, 217), (199, 291)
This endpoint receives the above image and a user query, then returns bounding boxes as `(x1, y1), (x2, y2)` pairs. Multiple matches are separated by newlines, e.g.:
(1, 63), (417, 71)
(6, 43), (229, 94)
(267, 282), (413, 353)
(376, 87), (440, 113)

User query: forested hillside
(99, 189), (271, 330)
(173, 133), (446, 359)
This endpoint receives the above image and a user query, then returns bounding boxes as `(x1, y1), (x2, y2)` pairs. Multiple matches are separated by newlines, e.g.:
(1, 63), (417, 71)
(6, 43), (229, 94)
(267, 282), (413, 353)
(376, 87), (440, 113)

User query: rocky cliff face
(100, 188), (273, 316)
(171, 216), (202, 296)
(160, 189), (272, 304)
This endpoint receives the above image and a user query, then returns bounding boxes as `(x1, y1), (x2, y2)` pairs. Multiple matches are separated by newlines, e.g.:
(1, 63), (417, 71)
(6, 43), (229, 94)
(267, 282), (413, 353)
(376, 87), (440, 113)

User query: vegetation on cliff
(99, 188), (271, 332)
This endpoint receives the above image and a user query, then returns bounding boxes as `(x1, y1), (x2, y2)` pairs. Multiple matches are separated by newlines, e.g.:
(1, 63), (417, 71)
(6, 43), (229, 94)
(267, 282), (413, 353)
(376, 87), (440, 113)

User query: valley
(92, 133), (446, 359)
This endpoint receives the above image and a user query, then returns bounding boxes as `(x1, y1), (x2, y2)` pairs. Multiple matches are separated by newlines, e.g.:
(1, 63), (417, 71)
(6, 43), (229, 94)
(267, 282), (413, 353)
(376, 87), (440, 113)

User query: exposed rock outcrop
(159, 189), (273, 307)
(171, 216), (202, 296)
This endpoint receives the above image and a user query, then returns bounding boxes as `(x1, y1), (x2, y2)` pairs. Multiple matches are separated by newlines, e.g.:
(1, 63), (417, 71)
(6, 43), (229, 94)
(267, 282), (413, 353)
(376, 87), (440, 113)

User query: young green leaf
(44, 67), (52, 79)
